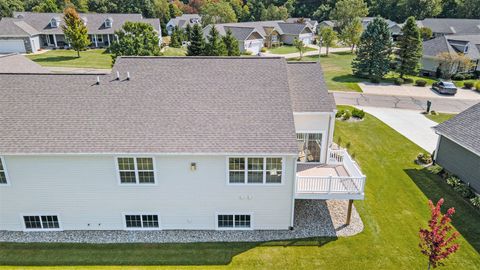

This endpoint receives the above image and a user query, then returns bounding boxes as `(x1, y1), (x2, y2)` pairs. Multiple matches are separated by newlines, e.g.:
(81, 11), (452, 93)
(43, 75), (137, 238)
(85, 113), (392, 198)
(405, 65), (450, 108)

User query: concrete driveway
(359, 82), (480, 100)
(357, 106), (439, 152)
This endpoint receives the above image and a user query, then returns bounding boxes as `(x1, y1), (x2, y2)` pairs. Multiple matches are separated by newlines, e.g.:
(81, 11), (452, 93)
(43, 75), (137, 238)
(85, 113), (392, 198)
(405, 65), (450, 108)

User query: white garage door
(245, 40), (263, 55)
(0, 39), (26, 53)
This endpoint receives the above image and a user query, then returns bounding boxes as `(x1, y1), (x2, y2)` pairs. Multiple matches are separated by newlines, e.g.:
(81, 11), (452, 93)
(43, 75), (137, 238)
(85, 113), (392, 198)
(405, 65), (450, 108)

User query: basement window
(125, 214), (159, 229)
(217, 214), (251, 229)
(23, 215), (60, 230)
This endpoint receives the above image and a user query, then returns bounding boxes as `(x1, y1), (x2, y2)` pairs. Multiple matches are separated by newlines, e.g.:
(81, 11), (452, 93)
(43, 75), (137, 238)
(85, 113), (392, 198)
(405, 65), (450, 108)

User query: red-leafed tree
(419, 198), (460, 269)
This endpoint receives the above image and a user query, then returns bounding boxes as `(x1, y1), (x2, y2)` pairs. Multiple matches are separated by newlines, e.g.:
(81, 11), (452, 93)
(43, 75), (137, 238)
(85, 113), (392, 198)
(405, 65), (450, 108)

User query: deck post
(346, 199), (353, 225)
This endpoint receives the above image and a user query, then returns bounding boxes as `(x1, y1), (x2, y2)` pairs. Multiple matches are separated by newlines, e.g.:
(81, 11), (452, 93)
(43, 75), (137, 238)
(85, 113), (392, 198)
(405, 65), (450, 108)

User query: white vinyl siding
(117, 157), (155, 184)
(228, 157), (283, 184)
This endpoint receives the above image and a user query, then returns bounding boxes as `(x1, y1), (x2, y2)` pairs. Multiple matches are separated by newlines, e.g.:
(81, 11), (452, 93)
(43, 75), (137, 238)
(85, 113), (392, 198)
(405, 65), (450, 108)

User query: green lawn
(1, 106), (479, 269)
(289, 52), (363, 92)
(162, 47), (187, 56)
(27, 49), (113, 69)
(268, 45), (316, 54)
(425, 113), (457, 123)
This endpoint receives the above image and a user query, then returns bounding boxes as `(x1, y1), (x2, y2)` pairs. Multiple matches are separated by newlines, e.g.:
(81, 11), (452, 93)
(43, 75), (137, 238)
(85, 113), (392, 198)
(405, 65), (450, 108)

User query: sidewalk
(262, 46), (351, 58)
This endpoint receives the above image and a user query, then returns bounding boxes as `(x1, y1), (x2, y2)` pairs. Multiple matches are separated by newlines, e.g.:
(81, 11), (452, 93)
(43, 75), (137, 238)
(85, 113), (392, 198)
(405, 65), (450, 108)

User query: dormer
(50, 17), (60, 28)
(190, 18), (199, 24)
(81, 17), (88, 26)
(104, 17), (113, 28)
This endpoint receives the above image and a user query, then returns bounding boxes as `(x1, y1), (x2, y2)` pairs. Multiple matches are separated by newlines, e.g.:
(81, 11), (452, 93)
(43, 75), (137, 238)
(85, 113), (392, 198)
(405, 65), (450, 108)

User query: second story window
(0, 157), (8, 184)
(228, 157), (283, 184)
(117, 157), (155, 184)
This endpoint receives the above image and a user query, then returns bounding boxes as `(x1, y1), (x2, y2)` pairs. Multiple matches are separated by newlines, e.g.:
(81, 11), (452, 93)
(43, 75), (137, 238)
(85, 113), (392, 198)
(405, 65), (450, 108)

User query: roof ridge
(117, 56), (285, 60)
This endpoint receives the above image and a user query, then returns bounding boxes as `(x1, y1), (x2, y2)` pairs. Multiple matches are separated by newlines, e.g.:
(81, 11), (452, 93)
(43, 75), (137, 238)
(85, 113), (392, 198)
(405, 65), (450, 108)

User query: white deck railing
(296, 149), (366, 198)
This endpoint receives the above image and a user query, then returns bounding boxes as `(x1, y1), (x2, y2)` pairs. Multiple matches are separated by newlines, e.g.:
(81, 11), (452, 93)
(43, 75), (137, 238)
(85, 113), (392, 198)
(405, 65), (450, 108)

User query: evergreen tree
(222, 28), (240, 56)
(170, 26), (183, 48)
(205, 25), (227, 56)
(185, 23), (192, 41)
(395, 16), (422, 78)
(352, 17), (393, 82)
(187, 23), (206, 56)
(61, 7), (90, 57)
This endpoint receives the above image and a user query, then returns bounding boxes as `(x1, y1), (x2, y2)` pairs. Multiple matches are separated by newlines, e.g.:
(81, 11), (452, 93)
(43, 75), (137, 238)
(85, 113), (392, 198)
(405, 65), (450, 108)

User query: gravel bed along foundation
(0, 200), (363, 243)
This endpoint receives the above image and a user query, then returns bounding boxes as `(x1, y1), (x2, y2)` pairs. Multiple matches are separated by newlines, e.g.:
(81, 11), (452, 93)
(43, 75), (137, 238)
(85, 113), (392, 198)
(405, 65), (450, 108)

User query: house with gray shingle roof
(166, 14), (201, 35)
(420, 35), (480, 76)
(203, 21), (315, 54)
(416, 18), (480, 37)
(433, 102), (480, 192)
(319, 17), (402, 39)
(0, 57), (365, 232)
(0, 12), (161, 53)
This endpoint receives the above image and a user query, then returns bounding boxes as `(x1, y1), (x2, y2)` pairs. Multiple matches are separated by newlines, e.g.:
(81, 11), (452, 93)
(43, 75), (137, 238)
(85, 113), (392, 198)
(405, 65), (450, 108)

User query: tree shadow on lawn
(404, 168), (480, 252)
(0, 237), (337, 266)
(331, 74), (364, 83)
(32, 56), (78, 62)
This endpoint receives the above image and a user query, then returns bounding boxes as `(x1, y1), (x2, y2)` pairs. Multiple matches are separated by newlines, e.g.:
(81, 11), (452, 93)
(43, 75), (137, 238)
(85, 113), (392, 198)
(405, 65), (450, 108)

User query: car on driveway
(432, 81), (457, 95)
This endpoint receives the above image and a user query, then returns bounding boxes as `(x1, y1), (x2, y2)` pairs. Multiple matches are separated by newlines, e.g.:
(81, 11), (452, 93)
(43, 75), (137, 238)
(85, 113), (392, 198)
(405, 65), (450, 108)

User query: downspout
(290, 156), (297, 230)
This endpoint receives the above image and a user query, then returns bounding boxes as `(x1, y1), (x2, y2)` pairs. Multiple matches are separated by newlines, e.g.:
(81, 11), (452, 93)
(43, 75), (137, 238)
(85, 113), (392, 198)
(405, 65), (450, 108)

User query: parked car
(432, 81), (457, 95)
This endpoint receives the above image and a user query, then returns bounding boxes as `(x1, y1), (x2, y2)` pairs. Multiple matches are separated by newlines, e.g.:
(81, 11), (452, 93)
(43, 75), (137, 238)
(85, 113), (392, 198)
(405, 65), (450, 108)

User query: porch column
(94, 34), (98, 47)
(53, 34), (57, 48)
(346, 199), (353, 225)
(107, 34), (111, 45)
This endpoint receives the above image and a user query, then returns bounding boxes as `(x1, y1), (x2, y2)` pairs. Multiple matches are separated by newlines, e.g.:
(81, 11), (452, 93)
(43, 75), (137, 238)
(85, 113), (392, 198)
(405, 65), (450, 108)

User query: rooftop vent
(96, 76), (100, 85)
(126, 72), (130, 81)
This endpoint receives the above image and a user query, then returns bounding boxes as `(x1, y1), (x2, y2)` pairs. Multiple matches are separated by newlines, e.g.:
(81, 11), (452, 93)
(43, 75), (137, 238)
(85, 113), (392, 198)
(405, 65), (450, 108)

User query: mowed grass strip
(27, 49), (113, 69)
(0, 106), (479, 269)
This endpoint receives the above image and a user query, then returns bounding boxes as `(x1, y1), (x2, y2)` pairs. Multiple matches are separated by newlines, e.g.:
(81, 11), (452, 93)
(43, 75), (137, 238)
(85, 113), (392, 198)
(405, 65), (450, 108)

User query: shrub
(415, 79), (427, 87)
(403, 78), (414, 84)
(417, 153), (432, 164)
(470, 196), (480, 209)
(430, 110), (438, 115)
(453, 183), (474, 198)
(463, 82), (474, 89)
(370, 77), (380, 83)
(427, 164), (443, 175)
(463, 73), (475, 80)
(352, 108), (365, 119)
(446, 176), (461, 188)
(342, 110), (352, 120)
(260, 47), (267, 53)
(242, 51), (253, 55)
(476, 81), (480, 91)
(394, 78), (404, 85)
(335, 109), (345, 118)
(452, 73), (465, 81)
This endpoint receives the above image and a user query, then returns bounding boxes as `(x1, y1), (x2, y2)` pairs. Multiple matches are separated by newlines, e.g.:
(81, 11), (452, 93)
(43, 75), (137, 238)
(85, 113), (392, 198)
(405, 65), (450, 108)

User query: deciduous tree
(319, 26), (337, 56)
(395, 16), (422, 78)
(200, 0), (237, 25)
(435, 52), (473, 80)
(419, 198), (460, 270)
(62, 7), (90, 58)
(330, 0), (368, 30)
(222, 28), (240, 56)
(293, 38), (306, 60)
(187, 23), (206, 56)
(352, 17), (393, 82)
(109, 21), (161, 60)
(339, 17), (362, 53)
(420, 27), (433, 41)
(0, 0), (23, 18)
(31, 0), (59, 12)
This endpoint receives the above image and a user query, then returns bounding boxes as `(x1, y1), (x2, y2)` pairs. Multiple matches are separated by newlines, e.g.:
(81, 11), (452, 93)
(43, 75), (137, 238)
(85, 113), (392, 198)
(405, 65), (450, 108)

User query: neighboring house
(204, 21), (315, 54)
(421, 35), (480, 76)
(285, 18), (318, 33)
(416, 18), (480, 37)
(0, 57), (366, 231)
(0, 53), (49, 73)
(433, 103), (480, 192)
(166, 14), (201, 35)
(320, 17), (402, 39)
(0, 12), (161, 53)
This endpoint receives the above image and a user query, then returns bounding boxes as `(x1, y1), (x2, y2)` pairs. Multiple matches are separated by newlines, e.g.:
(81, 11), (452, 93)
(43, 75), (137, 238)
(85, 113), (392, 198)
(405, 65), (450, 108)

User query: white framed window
(228, 157), (282, 184)
(124, 214), (160, 230)
(297, 132), (324, 163)
(216, 214), (252, 230)
(23, 215), (61, 231)
(105, 18), (112, 28)
(50, 18), (59, 28)
(117, 157), (155, 184)
(0, 157), (9, 185)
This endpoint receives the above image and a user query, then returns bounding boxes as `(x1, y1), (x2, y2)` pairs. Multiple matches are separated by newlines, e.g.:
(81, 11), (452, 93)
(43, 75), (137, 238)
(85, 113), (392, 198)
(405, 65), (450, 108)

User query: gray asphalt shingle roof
(0, 18), (40, 36)
(287, 62), (335, 112)
(423, 35), (480, 60)
(0, 57), (333, 155)
(7, 12), (160, 35)
(434, 102), (480, 155)
(417, 18), (480, 35)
